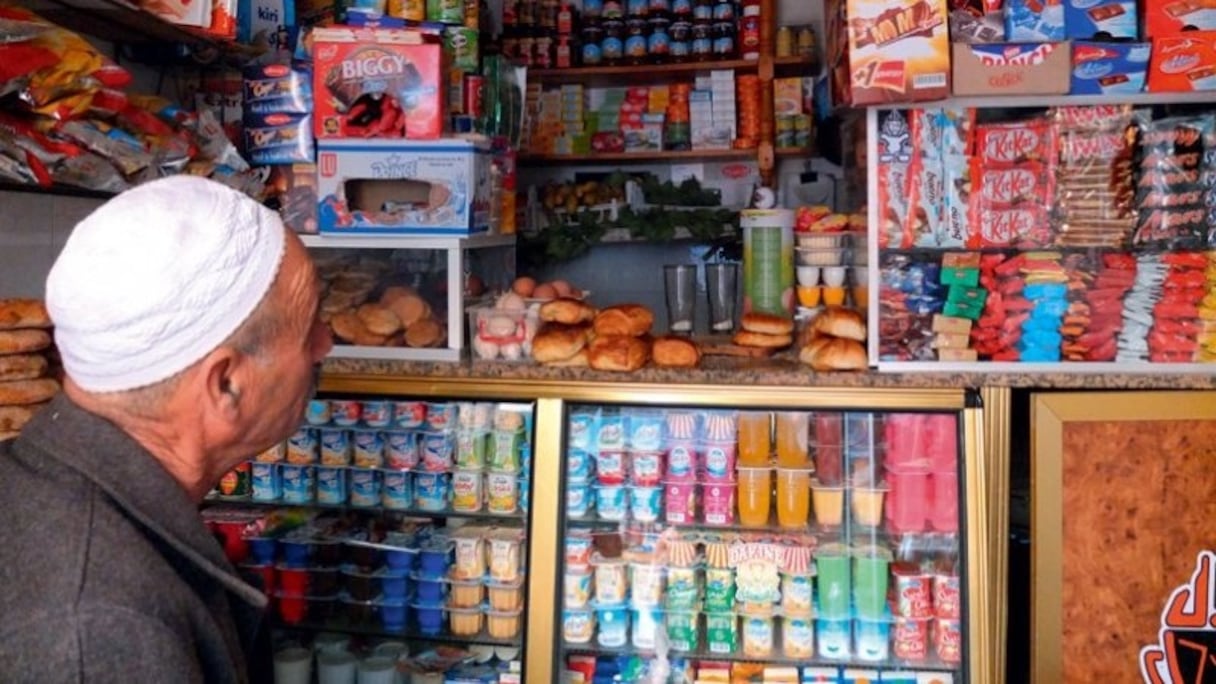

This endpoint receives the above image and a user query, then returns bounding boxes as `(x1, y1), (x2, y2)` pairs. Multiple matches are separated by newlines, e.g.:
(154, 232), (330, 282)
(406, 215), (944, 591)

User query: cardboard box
(316, 139), (491, 236)
(1148, 32), (1216, 91)
(948, 0), (1005, 43)
(269, 163), (319, 234)
(951, 42), (1071, 95)
(1006, 0), (1065, 41)
(835, 0), (951, 105)
(311, 27), (444, 140)
(1147, 0), (1216, 37)
(244, 113), (314, 164)
(1063, 0), (1137, 39)
(1070, 40), (1149, 94)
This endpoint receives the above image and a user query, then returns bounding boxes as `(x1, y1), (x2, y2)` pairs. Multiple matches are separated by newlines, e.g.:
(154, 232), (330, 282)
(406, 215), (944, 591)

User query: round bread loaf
(531, 323), (590, 363)
(593, 304), (654, 337)
(811, 306), (867, 342)
(544, 347), (590, 368)
(732, 330), (794, 349)
(0, 354), (48, 382)
(0, 329), (52, 355)
(799, 335), (868, 371)
(405, 319), (443, 348)
(357, 303), (402, 336)
(386, 294), (428, 329)
(652, 336), (700, 368)
(588, 334), (649, 372)
(539, 298), (596, 325)
(0, 378), (59, 406)
(741, 312), (795, 336)
(0, 298), (51, 330)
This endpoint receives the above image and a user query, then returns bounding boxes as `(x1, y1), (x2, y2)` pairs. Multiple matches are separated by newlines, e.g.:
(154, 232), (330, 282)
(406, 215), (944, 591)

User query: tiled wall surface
(0, 191), (105, 298)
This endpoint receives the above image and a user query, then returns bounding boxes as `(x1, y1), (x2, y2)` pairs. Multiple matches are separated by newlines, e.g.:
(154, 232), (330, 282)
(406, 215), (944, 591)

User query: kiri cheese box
(951, 42), (1071, 95)
(316, 138), (491, 236)
(830, 0), (951, 105)
(1148, 31), (1216, 91)
(1069, 40), (1149, 94)
(1063, 0), (1137, 39)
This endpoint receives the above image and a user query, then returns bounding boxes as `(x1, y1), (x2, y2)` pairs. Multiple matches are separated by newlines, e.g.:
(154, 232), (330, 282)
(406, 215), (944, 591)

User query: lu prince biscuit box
(1070, 41), (1149, 94)
(317, 139), (491, 236)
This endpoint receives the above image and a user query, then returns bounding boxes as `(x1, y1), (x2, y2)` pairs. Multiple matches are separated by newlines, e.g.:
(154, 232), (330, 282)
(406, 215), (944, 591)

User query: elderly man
(0, 176), (332, 682)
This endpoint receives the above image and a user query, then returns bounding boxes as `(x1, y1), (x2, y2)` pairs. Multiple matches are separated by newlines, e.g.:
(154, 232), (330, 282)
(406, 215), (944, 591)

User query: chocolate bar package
(1148, 31), (1216, 92)
(840, 0), (951, 105)
(1069, 41), (1149, 94)
(1063, 0), (1137, 40)
(1006, 0), (1066, 41)
(1132, 114), (1216, 249)
(949, 0), (1005, 43)
(1147, 0), (1216, 37)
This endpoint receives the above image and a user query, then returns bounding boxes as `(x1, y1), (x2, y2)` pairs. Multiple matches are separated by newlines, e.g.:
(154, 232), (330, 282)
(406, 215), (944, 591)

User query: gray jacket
(0, 395), (271, 683)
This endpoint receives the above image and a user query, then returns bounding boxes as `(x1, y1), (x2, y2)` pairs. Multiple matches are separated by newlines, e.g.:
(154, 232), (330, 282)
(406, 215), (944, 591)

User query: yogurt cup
(780, 573), (813, 615)
(594, 484), (629, 521)
(318, 429), (351, 466)
(412, 603), (444, 636)
(348, 468), (381, 507)
(424, 402), (456, 431)
(597, 413), (625, 450)
(305, 399), (331, 426)
(417, 543), (453, 579)
(457, 401), (494, 431)
(594, 450), (628, 485)
(246, 537), (276, 565)
(490, 430), (524, 473)
(596, 604), (630, 647)
(664, 411), (699, 441)
(704, 567), (736, 612)
(286, 428), (318, 465)
(255, 442), (286, 463)
(664, 481), (696, 524)
(855, 613), (892, 662)
(564, 571), (593, 608)
(251, 462), (281, 502)
(487, 530), (524, 583)
(485, 472), (520, 515)
(352, 431), (385, 468)
(665, 566), (700, 611)
(629, 562), (664, 607)
(935, 616), (963, 663)
(487, 578), (525, 611)
(385, 432), (418, 470)
(817, 614), (851, 660)
(315, 465), (348, 505)
(451, 534), (486, 581)
(665, 610), (698, 652)
(418, 432), (454, 472)
(566, 448), (593, 480)
(451, 469), (484, 512)
(893, 615), (930, 661)
(705, 611), (738, 655)
(851, 485), (887, 527)
(701, 441), (737, 482)
(377, 599), (408, 632)
(393, 401), (426, 429)
(591, 557), (629, 605)
(562, 608), (595, 644)
(330, 400), (361, 428)
(629, 486), (663, 523)
(811, 481), (846, 527)
(741, 613), (775, 658)
(626, 410), (664, 451)
(566, 478), (593, 518)
(413, 577), (446, 605)
(567, 411), (598, 451)
(381, 470), (413, 510)
(629, 451), (664, 486)
(892, 562), (934, 618)
(701, 481), (736, 526)
(665, 441), (698, 481)
(933, 571), (961, 619)
(631, 607), (663, 650)
(280, 464), (315, 504)
(361, 400), (392, 428)
(384, 547), (418, 573)
(782, 614), (815, 658)
(413, 472), (450, 512)
(455, 430), (488, 469)
(565, 531), (594, 571)
(448, 577), (485, 608)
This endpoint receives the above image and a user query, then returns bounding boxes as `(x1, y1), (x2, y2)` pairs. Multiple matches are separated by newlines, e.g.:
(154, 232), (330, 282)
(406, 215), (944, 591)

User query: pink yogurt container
(885, 468), (931, 533)
(700, 481), (736, 526)
(629, 451), (664, 486)
(663, 481), (697, 524)
(665, 440), (698, 482)
(700, 441), (737, 483)
(595, 451), (628, 486)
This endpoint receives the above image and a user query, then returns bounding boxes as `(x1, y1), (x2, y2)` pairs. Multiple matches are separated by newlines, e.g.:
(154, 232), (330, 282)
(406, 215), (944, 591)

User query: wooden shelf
(530, 59), (760, 85)
(0, 180), (115, 201)
(872, 90), (1216, 111)
(520, 146), (812, 165)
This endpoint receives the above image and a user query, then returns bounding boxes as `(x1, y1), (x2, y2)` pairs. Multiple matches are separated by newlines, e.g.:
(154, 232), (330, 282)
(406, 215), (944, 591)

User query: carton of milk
(316, 138), (492, 236)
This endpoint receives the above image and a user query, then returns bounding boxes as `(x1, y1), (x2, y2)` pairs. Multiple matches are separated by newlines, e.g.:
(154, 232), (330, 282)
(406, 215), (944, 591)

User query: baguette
(0, 299), (51, 330)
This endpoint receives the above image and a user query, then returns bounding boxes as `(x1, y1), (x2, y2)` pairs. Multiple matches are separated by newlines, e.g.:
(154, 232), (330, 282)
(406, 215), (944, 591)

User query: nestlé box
(951, 42), (1072, 95)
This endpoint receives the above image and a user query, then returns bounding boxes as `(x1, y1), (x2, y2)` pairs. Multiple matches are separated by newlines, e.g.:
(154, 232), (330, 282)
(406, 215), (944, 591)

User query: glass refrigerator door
(555, 404), (967, 684)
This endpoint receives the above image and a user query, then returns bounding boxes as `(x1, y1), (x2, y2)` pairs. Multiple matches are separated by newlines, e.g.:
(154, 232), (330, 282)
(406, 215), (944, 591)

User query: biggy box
(316, 139), (491, 236)
(311, 27), (444, 140)
(1148, 32), (1216, 92)
(951, 42), (1071, 95)
(828, 0), (951, 105)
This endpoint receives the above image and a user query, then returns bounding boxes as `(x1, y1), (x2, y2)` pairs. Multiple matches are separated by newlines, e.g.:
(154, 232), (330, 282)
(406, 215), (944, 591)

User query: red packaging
(1147, 2), (1216, 38)
(933, 572), (961, 618)
(893, 615), (931, 660)
(934, 617), (963, 663)
(892, 562), (934, 617)
(463, 74), (485, 119)
(1147, 32), (1216, 92)
(312, 27), (445, 140)
(974, 120), (1054, 164)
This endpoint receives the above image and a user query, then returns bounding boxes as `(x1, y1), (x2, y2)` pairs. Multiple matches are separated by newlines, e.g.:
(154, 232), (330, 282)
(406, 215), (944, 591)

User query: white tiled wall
(0, 191), (105, 298)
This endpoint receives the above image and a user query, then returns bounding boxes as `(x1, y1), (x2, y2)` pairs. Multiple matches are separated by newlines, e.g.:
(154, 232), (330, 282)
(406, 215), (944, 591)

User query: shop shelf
(276, 618), (523, 648)
(872, 90), (1216, 111)
(0, 180), (115, 201)
(298, 233), (516, 251)
(202, 493), (528, 523)
(562, 641), (960, 672)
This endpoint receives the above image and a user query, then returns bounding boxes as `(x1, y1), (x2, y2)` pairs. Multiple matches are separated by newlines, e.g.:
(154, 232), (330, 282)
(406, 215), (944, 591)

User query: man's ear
(201, 347), (242, 418)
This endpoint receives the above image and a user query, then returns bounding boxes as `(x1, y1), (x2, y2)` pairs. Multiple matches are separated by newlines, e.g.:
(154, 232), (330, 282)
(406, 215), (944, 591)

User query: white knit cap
(46, 175), (287, 393)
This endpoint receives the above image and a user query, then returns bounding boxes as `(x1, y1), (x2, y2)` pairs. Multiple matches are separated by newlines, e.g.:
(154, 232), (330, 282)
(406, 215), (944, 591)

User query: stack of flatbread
(0, 299), (58, 441)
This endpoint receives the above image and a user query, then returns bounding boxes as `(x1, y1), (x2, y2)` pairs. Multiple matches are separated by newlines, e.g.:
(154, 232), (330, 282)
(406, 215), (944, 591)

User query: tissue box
(317, 138), (491, 236)
(1070, 41), (1149, 94)
(951, 42), (1071, 95)
(1063, 0), (1137, 39)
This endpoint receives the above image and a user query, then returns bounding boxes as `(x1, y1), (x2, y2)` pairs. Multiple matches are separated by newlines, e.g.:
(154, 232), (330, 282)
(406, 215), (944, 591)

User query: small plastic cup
(666, 610), (699, 652)
(817, 614), (851, 660)
(886, 469), (931, 532)
(811, 481), (845, 526)
(330, 400), (361, 428)
(853, 545), (892, 619)
(701, 481), (736, 526)
(822, 286), (847, 306)
(892, 562), (934, 618)
(854, 613), (892, 662)
(596, 605), (630, 648)
(594, 484), (629, 521)
(851, 485), (887, 527)
(665, 440), (698, 481)
(775, 467), (812, 528)
(273, 646), (312, 684)
(629, 486), (663, 523)
(930, 470), (960, 532)
(822, 266), (847, 287)
(797, 286), (822, 308)
(736, 467), (773, 528)
(796, 265), (821, 286)
(815, 543), (851, 619)
(361, 400), (392, 428)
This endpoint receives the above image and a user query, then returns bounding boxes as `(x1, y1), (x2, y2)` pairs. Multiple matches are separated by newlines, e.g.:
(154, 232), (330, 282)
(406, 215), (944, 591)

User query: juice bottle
(736, 467), (772, 527)
(737, 412), (772, 466)
(774, 468), (810, 528)
(774, 412), (809, 467)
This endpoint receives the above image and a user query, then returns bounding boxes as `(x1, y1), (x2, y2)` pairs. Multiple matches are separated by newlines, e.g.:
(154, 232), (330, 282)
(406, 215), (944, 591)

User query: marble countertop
(321, 354), (1216, 390)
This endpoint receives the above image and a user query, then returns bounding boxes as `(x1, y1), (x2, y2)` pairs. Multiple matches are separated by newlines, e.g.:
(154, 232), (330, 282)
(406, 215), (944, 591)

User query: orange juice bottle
(737, 412), (772, 466)
(775, 468), (811, 528)
(737, 467), (772, 527)
(775, 412), (809, 467)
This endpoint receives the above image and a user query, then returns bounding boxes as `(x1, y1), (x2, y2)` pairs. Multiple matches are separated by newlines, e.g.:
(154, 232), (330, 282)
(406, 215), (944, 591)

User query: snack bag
(1132, 114), (1216, 250)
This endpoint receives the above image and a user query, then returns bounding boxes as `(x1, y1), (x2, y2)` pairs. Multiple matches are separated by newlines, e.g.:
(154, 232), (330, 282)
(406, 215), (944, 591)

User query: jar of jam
(692, 0), (712, 21)
(647, 16), (671, 63)
(669, 17), (691, 60)
(582, 27), (605, 64)
(626, 0), (647, 18)
(584, 0), (603, 19)
(624, 17), (649, 64)
(739, 13), (760, 60)
(602, 19), (626, 64)
(711, 1), (733, 21)
(672, 0), (691, 15)
(691, 21), (712, 60)
(711, 20), (734, 59)
(603, 0), (624, 19)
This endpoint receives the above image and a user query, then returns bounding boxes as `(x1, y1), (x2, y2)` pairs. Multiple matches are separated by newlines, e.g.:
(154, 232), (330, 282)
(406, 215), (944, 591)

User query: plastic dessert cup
(775, 467), (812, 528)
(886, 468), (931, 532)
(775, 412), (810, 467)
(737, 411), (772, 466)
(811, 481), (846, 527)
(930, 470), (960, 532)
(736, 467), (773, 528)
(853, 545), (893, 619)
(893, 615), (930, 661)
(815, 543), (851, 619)
(851, 485), (887, 527)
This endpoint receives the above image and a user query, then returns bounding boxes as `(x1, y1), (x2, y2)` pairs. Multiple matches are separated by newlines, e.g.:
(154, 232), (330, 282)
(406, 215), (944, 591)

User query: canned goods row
(272, 426), (530, 474)
(246, 462), (528, 515)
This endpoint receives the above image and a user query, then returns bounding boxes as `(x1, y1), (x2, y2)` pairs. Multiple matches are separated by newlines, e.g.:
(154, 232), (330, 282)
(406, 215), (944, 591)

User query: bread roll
(588, 335), (649, 372)
(811, 307), (867, 342)
(539, 298), (596, 325)
(593, 304), (654, 337)
(544, 347), (590, 367)
(0, 329), (52, 355)
(799, 336), (868, 371)
(386, 294), (428, 329)
(329, 310), (366, 343)
(741, 312), (795, 336)
(0, 378), (58, 406)
(531, 323), (590, 363)
(0, 354), (48, 382)
(356, 303), (402, 336)
(0, 404), (40, 432)
(0, 299), (51, 330)
(405, 319), (443, 348)
(732, 330), (793, 349)
(652, 336), (700, 368)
